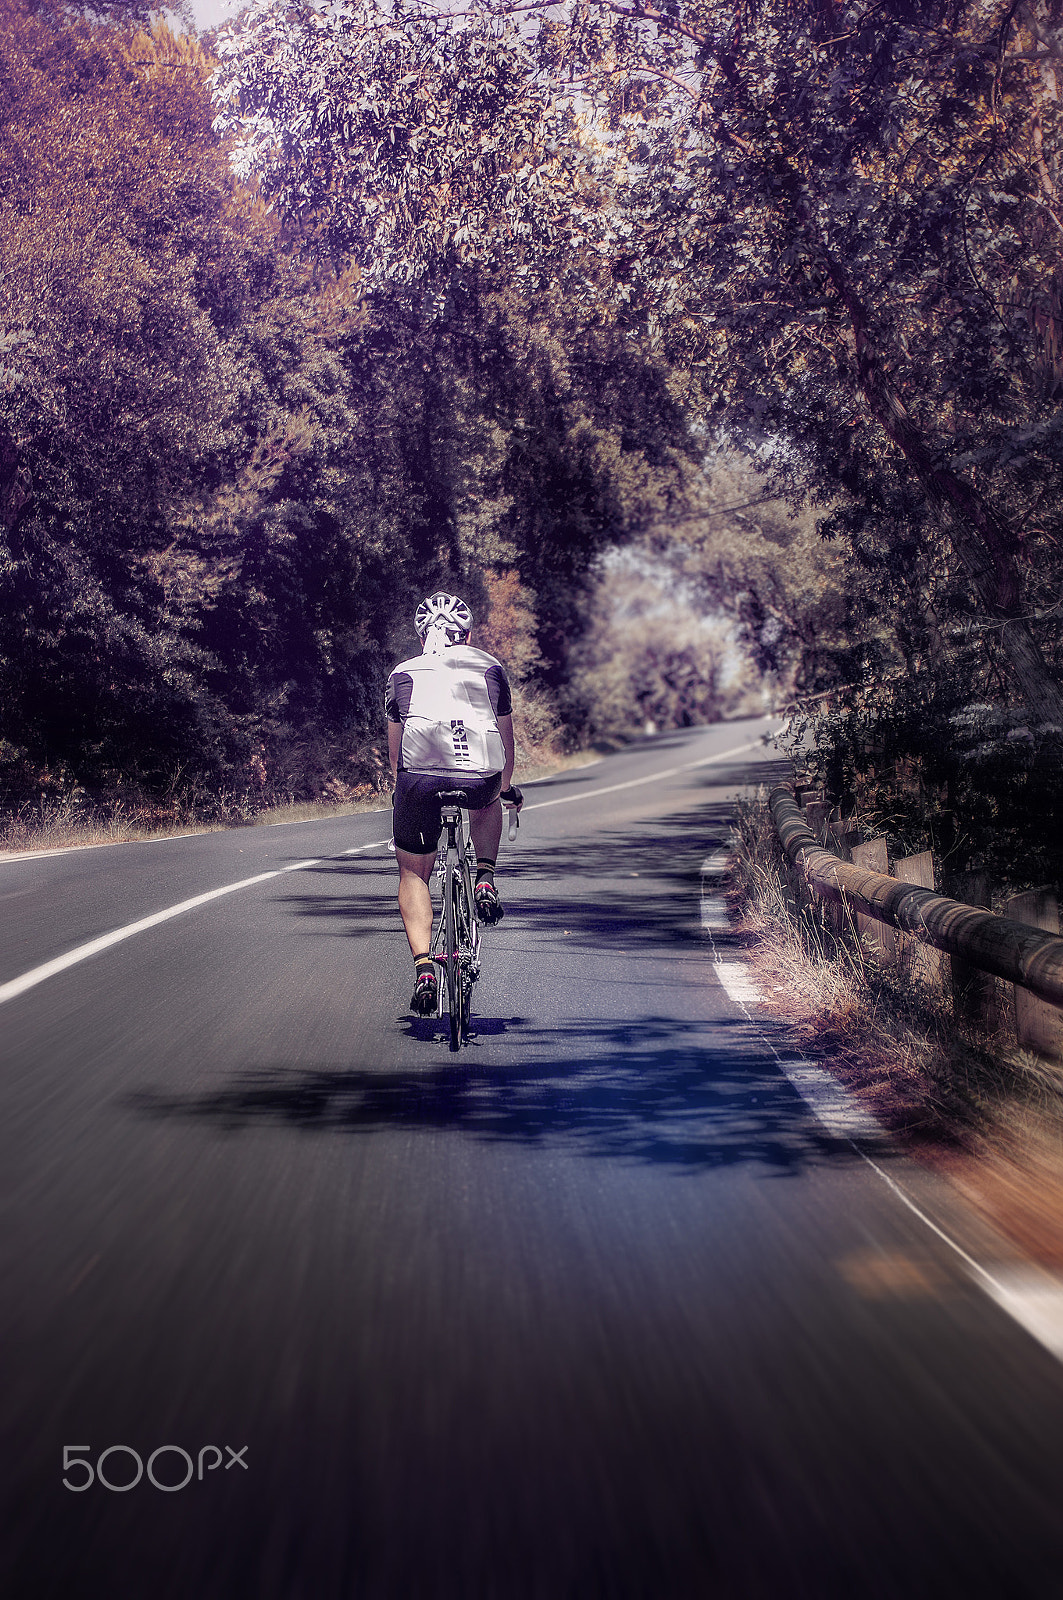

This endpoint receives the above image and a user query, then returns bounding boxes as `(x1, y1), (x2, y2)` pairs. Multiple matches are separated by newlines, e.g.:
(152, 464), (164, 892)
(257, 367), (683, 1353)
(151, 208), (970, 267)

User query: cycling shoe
(410, 972), (438, 1015)
(475, 881), (504, 925)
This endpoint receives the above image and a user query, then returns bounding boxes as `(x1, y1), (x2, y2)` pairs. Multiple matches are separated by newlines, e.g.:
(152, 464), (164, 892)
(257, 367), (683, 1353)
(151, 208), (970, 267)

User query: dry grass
(0, 747), (603, 857)
(730, 791), (1063, 1264)
(0, 795), (221, 856)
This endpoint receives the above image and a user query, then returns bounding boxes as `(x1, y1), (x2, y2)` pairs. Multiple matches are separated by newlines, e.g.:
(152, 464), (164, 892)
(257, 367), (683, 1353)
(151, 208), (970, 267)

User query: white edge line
(0, 727), (774, 864)
(700, 897), (730, 930)
(856, 1150), (1007, 1296)
(0, 830), (216, 865)
(0, 811), (397, 865)
(694, 865), (1063, 1358)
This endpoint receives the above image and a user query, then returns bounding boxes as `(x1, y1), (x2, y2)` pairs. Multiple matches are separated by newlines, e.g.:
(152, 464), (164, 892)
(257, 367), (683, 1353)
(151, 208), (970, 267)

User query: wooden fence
(769, 786), (1063, 1058)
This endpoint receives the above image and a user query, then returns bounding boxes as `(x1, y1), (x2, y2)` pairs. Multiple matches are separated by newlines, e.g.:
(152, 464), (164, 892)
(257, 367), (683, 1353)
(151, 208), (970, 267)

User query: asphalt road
(4, 716), (1063, 1599)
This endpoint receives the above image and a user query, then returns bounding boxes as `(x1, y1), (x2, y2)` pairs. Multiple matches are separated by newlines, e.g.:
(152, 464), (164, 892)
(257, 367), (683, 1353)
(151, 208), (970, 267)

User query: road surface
(3, 716), (1063, 1598)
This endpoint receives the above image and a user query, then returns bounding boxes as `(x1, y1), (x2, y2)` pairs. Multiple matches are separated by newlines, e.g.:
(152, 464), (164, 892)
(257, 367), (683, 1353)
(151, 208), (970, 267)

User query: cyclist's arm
(388, 719), (402, 780)
(498, 713), (516, 792)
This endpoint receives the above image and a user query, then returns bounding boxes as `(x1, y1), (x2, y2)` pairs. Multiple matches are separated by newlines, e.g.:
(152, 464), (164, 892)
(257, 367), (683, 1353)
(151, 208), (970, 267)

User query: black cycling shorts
(392, 771), (503, 854)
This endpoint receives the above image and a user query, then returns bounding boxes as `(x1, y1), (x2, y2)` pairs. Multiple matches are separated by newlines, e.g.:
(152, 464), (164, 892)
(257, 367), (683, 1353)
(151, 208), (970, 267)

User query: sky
(188, 0), (242, 30)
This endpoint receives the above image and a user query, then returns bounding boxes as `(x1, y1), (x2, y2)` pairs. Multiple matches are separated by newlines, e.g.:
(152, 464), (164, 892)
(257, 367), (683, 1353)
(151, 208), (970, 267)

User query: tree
(567, 547), (745, 740)
(0, 0), (698, 807)
(0, 6), (424, 800)
(0, 7), (269, 791)
(554, 0), (1063, 727)
(648, 443), (876, 709)
(213, 0), (1063, 727)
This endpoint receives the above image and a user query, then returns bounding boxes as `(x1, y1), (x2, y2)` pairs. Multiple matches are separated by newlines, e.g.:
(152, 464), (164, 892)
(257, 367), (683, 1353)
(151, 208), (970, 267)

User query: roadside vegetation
(0, 711), (603, 854)
(4, 0), (1063, 897)
(730, 791), (1063, 1263)
(0, 0), (744, 845)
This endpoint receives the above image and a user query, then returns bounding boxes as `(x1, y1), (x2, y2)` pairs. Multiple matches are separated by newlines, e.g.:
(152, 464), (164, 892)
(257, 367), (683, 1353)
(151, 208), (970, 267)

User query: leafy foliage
(14, 0), (1063, 862)
(646, 443), (876, 707)
(213, 0), (1063, 717)
(0, 0), (696, 812)
(0, 8), (267, 793)
(567, 549), (749, 741)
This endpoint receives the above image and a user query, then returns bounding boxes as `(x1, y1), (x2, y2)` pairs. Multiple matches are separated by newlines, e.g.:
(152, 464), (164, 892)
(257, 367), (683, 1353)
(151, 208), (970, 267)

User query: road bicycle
(430, 790), (518, 1051)
(431, 791), (483, 1051)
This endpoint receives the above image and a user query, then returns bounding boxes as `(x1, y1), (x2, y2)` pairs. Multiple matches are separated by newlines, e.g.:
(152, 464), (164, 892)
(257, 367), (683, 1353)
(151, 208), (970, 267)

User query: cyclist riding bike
(386, 592), (523, 1016)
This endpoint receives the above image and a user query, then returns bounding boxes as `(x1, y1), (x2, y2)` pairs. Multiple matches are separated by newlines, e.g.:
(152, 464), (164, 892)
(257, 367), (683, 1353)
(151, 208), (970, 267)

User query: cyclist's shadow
(404, 1015), (518, 1046)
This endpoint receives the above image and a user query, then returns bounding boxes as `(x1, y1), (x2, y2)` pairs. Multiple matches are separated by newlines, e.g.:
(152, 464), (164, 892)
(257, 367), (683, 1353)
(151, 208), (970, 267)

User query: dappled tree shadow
(125, 1013), (860, 1176)
(126, 736), (834, 1173)
(275, 766), (780, 955)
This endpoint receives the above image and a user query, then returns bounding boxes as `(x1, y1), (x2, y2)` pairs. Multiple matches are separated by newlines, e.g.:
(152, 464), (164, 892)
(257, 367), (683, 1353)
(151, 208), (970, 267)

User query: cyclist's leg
(396, 850), (438, 1013)
(469, 787), (505, 924)
(395, 849), (436, 956)
(393, 773), (446, 1012)
(468, 797), (503, 861)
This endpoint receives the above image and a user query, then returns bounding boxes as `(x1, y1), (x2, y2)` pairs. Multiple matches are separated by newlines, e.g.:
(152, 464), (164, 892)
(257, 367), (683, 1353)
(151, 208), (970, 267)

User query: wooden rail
(769, 787), (1063, 1011)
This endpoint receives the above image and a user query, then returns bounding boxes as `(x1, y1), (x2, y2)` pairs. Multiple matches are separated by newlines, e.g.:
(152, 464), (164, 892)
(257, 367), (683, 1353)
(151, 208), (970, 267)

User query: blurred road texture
(3, 717), (1063, 1598)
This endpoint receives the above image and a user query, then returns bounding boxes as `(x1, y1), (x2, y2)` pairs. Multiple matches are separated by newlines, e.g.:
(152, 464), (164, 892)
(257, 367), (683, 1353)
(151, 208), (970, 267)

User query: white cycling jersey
(385, 643), (512, 775)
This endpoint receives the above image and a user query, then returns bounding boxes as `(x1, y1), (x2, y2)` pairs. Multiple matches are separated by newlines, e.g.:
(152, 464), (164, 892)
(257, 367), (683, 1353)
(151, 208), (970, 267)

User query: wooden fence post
(1004, 889), (1063, 1059)
(826, 816), (859, 935)
(801, 799), (828, 836)
(850, 838), (896, 962)
(894, 852), (945, 989)
(950, 872), (1006, 1035)
(800, 799), (834, 932)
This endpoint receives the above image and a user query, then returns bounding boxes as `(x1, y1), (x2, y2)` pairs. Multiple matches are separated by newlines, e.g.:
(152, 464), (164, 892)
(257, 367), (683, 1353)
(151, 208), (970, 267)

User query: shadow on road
(128, 742), (826, 1173)
(126, 1012), (854, 1177)
(277, 763), (785, 956)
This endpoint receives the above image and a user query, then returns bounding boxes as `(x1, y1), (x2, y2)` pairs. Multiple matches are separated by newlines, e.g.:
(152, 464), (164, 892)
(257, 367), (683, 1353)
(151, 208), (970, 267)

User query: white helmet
(415, 592), (473, 642)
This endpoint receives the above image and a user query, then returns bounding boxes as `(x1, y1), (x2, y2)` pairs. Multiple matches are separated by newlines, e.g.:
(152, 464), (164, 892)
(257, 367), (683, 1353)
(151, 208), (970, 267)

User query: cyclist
(386, 593), (523, 1016)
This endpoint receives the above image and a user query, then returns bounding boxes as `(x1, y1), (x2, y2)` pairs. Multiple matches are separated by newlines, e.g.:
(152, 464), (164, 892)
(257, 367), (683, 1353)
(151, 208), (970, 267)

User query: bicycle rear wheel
(443, 860), (463, 1051)
(452, 871), (475, 1043)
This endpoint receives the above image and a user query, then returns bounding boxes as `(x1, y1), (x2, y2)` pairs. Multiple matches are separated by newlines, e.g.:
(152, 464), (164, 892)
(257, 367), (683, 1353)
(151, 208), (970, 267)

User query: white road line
(524, 733), (775, 812)
(0, 831), (216, 866)
(0, 730), (774, 1004)
(700, 896), (731, 931)
(714, 960), (763, 1005)
(848, 1153), (1063, 1360)
(0, 732), (778, 870)
(0, 869), (296, 1006)
(780, 1061), (884, 1141)
(0, 839), (393, 1009)
(981, 1269), (1063, 1362)
(1, 839), (134, 865)
(707, 946), (884, 1139)
(271, 808), (390, 827)
(700, 854), (734, 931)
(697, 862), (1063, 1365)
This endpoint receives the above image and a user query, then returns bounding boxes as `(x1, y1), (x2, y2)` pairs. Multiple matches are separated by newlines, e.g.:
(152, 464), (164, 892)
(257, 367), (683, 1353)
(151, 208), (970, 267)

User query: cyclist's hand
(500, 785), (524, 812)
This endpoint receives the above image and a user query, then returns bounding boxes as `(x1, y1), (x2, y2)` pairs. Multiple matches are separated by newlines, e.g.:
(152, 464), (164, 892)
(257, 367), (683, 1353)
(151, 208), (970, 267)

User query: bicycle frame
(431, 797), (482, 1051)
